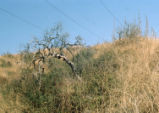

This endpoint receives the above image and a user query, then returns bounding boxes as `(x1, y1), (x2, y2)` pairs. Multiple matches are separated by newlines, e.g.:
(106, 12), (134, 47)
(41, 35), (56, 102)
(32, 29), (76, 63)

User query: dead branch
(31, 24), (83, 77)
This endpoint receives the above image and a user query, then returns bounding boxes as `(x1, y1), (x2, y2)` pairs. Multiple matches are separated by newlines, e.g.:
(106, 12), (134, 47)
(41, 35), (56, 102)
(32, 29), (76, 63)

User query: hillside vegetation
(1, 20), (159, 112)
(1, 37), (159, 113)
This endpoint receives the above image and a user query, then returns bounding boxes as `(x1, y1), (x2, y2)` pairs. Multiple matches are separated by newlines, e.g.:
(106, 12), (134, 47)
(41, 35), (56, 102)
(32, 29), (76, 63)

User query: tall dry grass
(100, 38), (159, 112)
(1, 38), (159, 112)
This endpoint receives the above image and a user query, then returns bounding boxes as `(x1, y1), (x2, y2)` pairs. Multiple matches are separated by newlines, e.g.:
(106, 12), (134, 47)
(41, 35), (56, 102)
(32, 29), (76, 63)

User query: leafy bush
(47, 58), (73, 77)
(1, 47), (121, 113)
(92, 49), (120, 75)
(72, 48), (95, 74)
(2, 69), (59, 112)
(20, 51), (33, 64)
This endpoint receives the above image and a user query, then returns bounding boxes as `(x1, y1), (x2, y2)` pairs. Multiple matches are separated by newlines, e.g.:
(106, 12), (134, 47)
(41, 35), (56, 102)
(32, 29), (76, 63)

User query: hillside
(1, 38), (159, 112)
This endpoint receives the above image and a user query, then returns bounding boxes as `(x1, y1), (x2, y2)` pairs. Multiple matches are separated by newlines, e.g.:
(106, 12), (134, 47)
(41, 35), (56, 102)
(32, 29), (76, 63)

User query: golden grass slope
(1, 38), (159, 112)
(0, 54), (21, 82)
(98, 38), (159, 112)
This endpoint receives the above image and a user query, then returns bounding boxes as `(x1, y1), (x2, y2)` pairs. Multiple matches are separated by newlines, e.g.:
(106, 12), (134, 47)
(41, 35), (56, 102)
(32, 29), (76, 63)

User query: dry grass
(1, 38), (159, 112)
(0, 55), (21, 82)
(96, 38), (159, 112)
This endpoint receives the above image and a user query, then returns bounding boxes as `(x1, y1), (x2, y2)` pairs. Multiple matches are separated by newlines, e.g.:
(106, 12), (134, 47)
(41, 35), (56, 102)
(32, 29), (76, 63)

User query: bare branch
(31, 24), (83, 77)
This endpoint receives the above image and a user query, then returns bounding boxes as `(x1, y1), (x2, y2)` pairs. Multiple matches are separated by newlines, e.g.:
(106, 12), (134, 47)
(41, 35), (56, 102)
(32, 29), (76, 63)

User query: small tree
(31, 24), (83, 77)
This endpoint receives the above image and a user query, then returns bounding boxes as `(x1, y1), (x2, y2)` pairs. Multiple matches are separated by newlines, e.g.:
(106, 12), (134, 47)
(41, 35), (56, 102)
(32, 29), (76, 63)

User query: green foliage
(2, 68), (76, 112)
(1, 21), (159, 112)
(18, 74), (61, 112)
(72, 48), (95, 74)
(0, 26), (122, 112)
(1, 47), (122, 113)
(93, 50), (120, 74)
(47, 58), (72, 76)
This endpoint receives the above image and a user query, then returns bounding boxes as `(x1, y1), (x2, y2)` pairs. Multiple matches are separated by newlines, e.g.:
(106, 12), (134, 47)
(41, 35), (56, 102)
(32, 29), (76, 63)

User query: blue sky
(0, 0), (159, 54)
